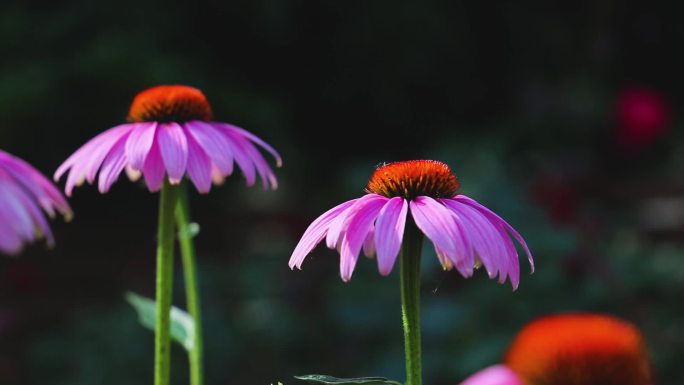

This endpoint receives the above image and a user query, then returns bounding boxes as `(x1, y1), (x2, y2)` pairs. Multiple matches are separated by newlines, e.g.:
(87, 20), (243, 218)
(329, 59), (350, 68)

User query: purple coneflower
(55, 85), (281, 195)
(289, 160), (533, 385)
(54, 85), (281, 385)
(459, 313), (652, 385)
(0, 150), (71, 255)
(289, 160), (533, 286)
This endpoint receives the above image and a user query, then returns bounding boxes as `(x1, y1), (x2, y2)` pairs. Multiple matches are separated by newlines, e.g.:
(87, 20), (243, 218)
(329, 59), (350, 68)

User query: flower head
(55, 85), (281, 195)
(0, 150), (71, 255)
(289, 160), (533, 287)
(505, 313), (652, 385)
(616, 86), (669, 150)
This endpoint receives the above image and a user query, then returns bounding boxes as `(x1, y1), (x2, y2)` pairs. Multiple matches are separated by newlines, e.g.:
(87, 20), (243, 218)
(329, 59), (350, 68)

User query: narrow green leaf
(125, 291), (195, 351)
(294, 374), (402, 385)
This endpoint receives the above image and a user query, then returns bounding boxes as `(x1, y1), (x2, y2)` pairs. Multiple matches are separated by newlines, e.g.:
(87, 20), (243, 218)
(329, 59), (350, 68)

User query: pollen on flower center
(365, 160), (460, 199)
(128, 85), (213, 123)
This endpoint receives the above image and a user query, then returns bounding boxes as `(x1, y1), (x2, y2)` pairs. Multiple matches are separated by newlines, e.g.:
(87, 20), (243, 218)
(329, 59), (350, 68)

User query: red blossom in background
(616, 87), (670, 151)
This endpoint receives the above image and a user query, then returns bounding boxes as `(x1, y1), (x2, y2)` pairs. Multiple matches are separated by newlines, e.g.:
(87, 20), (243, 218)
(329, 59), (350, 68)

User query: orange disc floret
(128, 85), (213, 123)
(504, 314), (652, 385)
(366, 160), (460, 200)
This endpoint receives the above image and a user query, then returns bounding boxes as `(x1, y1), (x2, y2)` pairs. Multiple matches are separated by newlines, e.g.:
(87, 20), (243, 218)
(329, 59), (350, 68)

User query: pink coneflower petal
(239, 134), (278, 189)
(459, 365), (523, 385)
(0, 153), (70, 218)
(124, 122), (157, 170)
(142, 142), (165, 192)
(0, 150), (70, 255)
(434, 245), (454, 271)
(409, 196), (466, 268)
(13, 185), (55, 246)
(455, 195), (534, 273)
(185, 134), (213, 193)
(221, 123), (282, 168)
(289, 199), (358, 269)
(98, 133), (130, 193)
(442, 199), (504, 280)
(362, 224), (376, 258)
(374, 197), (408, 276)
(325, 196), (368, 249)
(215, 122), (279, 189)
(0, 216), (22, 253)
(339, 194), (388, 281)
(0, 182), (36, 241)
(58, 125), (133, 196)
(157, 122), (188, 184)
(221, 128), (257, 186)
(185, 121), (235, 176)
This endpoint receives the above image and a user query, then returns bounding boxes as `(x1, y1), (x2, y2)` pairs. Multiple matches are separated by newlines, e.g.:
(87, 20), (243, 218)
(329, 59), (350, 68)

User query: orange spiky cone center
(366, 160), (460, 200)
(504, 314), (652, 385)
(128, 85), (213, 123)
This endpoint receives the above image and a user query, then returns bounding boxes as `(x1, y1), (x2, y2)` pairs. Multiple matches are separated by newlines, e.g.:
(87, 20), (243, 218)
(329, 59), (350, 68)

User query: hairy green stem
(400, 222), (423, 385)
(175, 184), (204, 385)
(155, 181), (180, 385)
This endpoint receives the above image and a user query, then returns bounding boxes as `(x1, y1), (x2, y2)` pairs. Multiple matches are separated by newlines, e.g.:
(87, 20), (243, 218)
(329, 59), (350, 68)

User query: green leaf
(125, 292), (195, 351)
(294, 374), (402, 385)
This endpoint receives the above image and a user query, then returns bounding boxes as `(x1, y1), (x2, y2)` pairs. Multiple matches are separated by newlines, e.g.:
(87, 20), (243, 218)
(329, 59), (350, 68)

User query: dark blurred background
(1, 1), (683, 384)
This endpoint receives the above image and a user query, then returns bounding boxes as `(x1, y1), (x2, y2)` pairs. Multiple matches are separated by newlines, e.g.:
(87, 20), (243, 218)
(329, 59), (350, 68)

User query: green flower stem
(399, 221), (424, 385)
(175, 184), (204, 385)
(155, 181), (180, 385)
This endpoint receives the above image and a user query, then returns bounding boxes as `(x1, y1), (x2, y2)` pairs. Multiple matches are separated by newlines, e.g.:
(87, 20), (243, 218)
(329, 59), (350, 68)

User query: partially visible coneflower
(0, 150), (71, 255)
(505, 313), (652, 385)
(289, 160), (533, 385)
(459, 313), (652, 385)
(54, 85), (281, 385)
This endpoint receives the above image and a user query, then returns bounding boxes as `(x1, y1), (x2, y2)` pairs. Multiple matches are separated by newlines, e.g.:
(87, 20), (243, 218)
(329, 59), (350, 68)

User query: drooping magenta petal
(124, 122), (158, 170)
(0, 150), (71, 255)
(219, 123), (282, 167)
(326, 194), (379, 249)
(235, 132), (278, 189)
(338, 194), (388, 281)
(142, 139), (165, 192)
(185, 121), (234, 175)
(362, 224), (376, 258)
(459, 365), (524, 385)
(185, 133), (213, 193)
(12, 184), (55, 247)
(421, 200), (475, 277)
(221, 129), (257, 186)
(0, 212), (22, 254)
(374, 197), (408, 276)
(0, 182), (36, 241)
(442, 199), (505, 280)
(157, 122), (188, 184)
(409, 196), (464, 265)
(214, 122), (279, 189)
(98, 133), (129, 193)
(54, 124), (128, 181)
(0, 151), (71, 218)
(56, 124), (133, 196)
(434, 245), (454, 271)
(455, 195), (534, 273)
(289, 199), (358, 269)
